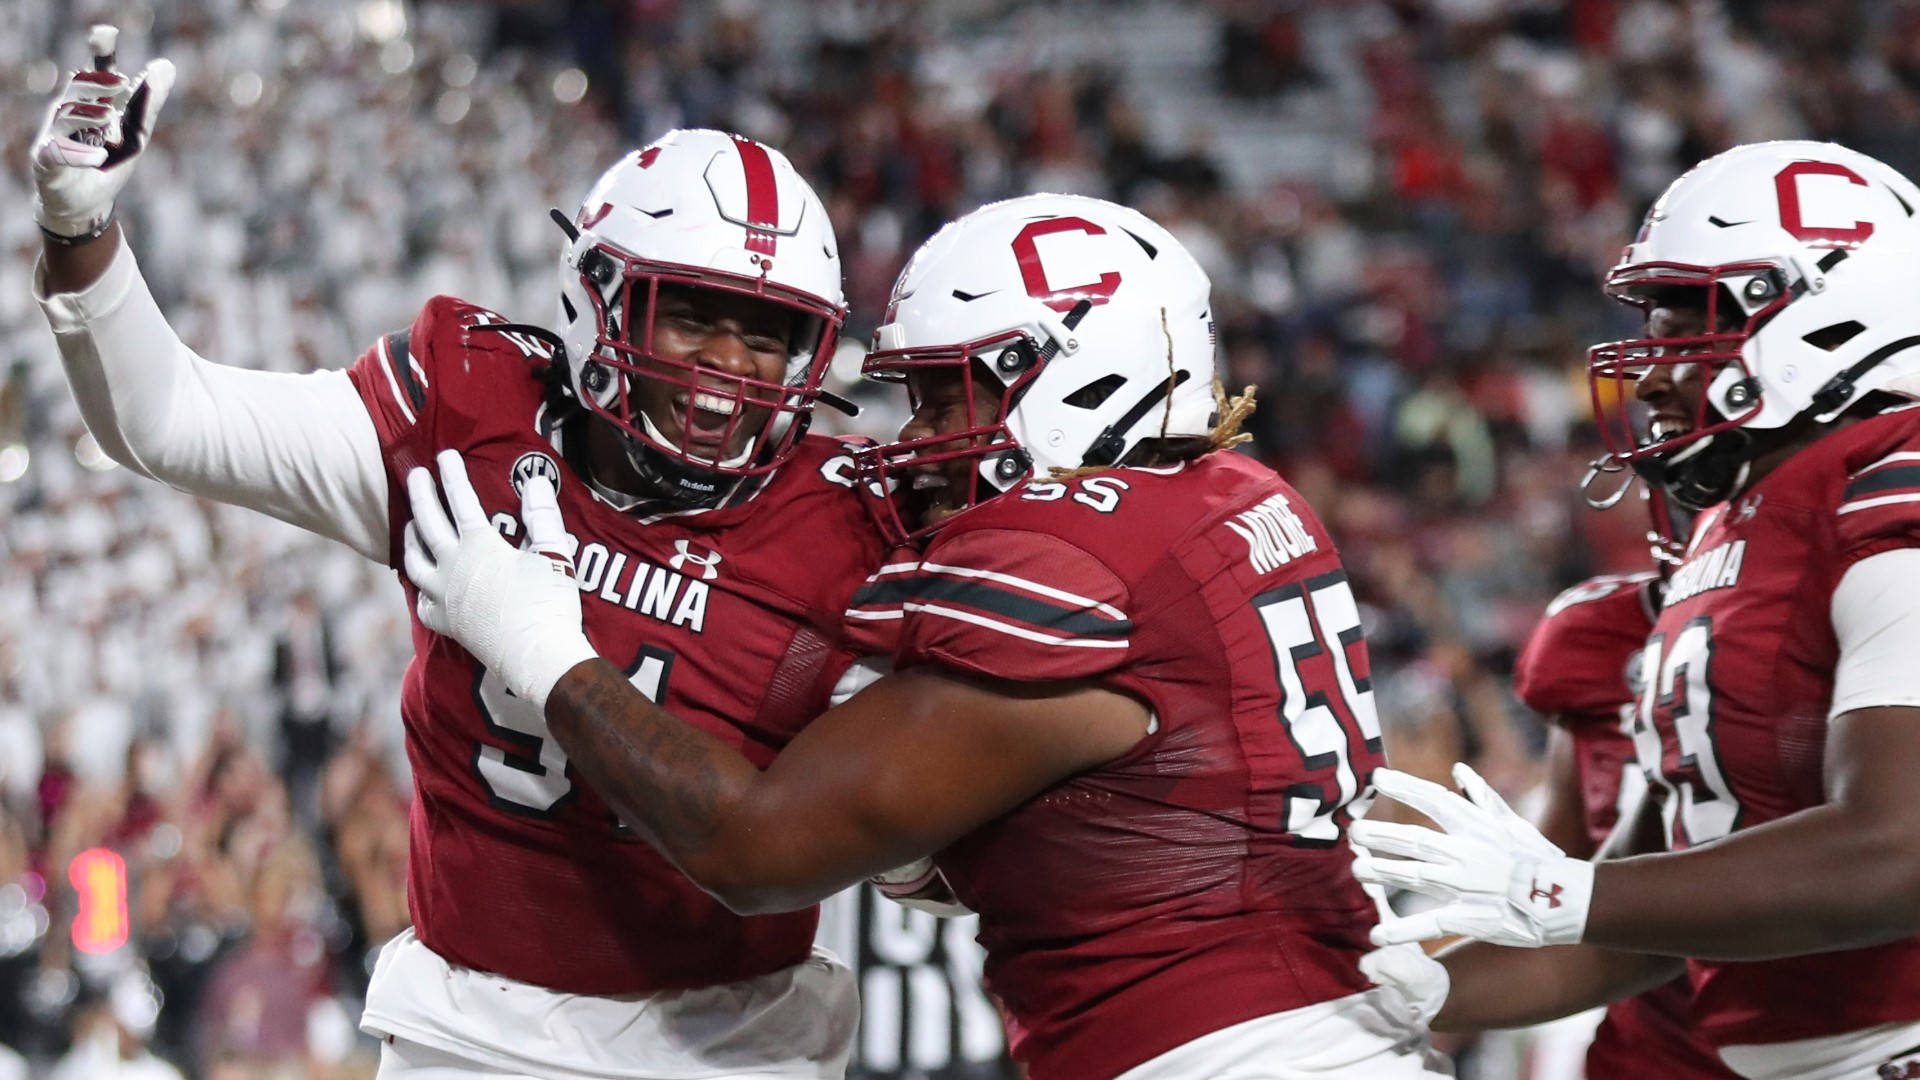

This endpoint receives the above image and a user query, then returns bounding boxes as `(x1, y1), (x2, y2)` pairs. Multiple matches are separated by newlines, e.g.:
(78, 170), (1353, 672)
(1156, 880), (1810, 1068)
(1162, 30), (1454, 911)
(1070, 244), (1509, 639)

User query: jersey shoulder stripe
(1828, 415), (1920, 559)
(1841, 452), (1920, 513)
(371, 332), (421, 425)
(388, 330), (426, 408)
(847, 560), (1132, 648)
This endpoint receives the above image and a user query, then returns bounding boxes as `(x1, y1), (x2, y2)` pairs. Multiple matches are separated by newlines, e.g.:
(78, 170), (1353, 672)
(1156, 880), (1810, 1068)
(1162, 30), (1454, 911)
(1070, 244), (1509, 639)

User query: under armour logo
(668, 539), (723, 580)
(1732, 492), (1764, 524)
(1528, 880), (1565, 909)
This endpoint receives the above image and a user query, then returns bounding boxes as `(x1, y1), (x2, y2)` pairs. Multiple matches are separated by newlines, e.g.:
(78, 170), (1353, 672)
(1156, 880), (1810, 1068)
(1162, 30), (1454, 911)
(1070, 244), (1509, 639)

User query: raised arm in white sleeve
(35, 240), (391, 563)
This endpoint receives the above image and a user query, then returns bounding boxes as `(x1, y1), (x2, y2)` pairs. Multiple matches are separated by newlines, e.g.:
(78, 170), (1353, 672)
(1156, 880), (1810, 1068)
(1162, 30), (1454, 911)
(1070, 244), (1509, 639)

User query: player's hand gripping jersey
(346, 296), (887, 995)
(847, 453), (1385, 1079)
(1636, 404), (1920, 1050)
(1516, 573), (1738, 1080)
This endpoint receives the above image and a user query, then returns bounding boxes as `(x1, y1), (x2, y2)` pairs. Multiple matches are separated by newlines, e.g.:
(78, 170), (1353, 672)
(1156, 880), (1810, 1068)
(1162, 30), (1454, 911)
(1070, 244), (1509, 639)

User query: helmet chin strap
(599, 412), (751, 512)
(560, 410), (753, 513)
(1634, 430), (1753, 512)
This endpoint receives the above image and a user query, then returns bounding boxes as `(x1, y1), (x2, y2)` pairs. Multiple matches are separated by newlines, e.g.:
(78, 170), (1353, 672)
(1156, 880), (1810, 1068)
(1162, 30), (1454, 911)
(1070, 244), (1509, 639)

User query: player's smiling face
(896, 363), (1006, 530)
(628, 283), (795, 462)
(1633, 298), (1740, 447)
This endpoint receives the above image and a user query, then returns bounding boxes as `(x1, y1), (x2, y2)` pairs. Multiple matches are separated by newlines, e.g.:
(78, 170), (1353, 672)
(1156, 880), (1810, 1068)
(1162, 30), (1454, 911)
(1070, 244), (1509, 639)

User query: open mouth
(672, 390), (741, 445)
(901, 469), (970, 527)
(1646, 415), (1693, 444)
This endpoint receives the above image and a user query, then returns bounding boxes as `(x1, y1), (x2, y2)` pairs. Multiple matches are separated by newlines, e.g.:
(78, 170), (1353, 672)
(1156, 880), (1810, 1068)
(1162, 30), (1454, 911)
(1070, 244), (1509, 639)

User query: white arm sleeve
(35, 242), (390, 563)
(1829, 547), (1920, 718)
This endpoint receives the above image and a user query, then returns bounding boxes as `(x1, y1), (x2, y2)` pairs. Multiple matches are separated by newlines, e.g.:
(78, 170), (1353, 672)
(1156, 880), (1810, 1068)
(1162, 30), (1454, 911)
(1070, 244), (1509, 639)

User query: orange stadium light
(68, 847), (129, 955)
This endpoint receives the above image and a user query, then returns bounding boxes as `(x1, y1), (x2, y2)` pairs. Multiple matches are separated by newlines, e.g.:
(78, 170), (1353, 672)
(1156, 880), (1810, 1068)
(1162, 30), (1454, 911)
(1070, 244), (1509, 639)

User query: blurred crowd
(1, 0), (1915, 1075)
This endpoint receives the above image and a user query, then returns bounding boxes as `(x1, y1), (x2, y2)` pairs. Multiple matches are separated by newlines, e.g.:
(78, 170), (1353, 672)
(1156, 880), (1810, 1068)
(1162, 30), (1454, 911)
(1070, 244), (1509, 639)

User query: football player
(1513, 522), (1736, 1079)
(1351, 141), (1920, 1080)
(403, 193), (1454, 1079)
(33, 32), (894, 1080)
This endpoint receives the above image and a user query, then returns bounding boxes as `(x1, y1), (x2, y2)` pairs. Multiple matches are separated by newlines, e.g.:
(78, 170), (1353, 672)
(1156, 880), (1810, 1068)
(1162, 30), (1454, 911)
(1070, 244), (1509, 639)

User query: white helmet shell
(556, 129), (845, 480)
(875, 194), (1217, 473)
(1611, 140), (1920, 431)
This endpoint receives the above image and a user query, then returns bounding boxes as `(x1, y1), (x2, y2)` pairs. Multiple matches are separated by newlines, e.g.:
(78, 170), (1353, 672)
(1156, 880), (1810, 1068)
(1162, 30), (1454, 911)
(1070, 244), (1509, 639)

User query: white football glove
(870, 857), (975, 918)
(1359, 942), (1450, 1032)
(32, 26), (175, 241)
(404, 449), (596, 709)
(1348, 764), (1593, 949)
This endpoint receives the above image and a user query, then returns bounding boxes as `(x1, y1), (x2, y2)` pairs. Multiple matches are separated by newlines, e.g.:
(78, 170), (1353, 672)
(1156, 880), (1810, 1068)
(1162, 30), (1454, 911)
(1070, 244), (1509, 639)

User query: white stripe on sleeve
(376, 335), (418, 425)
(905, 601), (1129, 649)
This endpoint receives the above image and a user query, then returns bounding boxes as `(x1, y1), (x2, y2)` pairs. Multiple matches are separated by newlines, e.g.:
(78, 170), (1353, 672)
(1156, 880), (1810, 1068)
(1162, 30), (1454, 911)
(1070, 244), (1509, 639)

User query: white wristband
(505, 628), (598, 712)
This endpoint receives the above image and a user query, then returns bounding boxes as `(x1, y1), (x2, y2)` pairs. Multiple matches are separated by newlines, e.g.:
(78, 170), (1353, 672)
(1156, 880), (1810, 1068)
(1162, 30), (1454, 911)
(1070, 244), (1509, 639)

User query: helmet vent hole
(561, 295), (577, 323)
(1817, 249), (1849, 273)
(1064, 374), (1127, 409)
(1887, 184), (1914, 217)
(1120, 228), (1158, 259)
(1804, 320), (1866, 352)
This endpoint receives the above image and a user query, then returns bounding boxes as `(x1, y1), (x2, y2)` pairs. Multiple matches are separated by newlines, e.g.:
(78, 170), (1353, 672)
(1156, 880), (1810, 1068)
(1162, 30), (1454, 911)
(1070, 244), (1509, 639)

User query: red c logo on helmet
(1011, 217), (1123, 313)
(1774, 161), (1875, 248)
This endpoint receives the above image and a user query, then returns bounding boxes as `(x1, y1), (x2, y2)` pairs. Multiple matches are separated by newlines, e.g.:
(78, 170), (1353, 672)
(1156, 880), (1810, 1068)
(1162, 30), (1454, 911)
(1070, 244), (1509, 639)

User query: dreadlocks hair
(1210, 379), (1257, 452)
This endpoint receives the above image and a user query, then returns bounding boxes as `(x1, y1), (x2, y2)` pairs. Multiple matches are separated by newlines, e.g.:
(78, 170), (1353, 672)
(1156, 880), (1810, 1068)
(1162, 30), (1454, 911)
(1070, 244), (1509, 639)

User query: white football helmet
(556, 129), (844, 505)
(1589, 140), (1920, 508)
(856, 194), (1219, 540)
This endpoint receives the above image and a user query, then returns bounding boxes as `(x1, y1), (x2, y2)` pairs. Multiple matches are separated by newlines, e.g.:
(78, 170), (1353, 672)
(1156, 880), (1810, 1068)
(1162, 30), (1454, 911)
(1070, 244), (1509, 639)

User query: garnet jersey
(345, 296), (887, 995)
(1514, 571), (1658, 848)
(846, 454), (1385, 1080)
(1636, 405), (1920, 1048)
(1515, 574), (1738, 1079)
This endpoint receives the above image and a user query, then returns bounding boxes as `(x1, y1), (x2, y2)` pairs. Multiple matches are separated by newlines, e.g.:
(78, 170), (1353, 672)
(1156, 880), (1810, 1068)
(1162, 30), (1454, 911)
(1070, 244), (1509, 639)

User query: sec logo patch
(510, 451), (563, 499)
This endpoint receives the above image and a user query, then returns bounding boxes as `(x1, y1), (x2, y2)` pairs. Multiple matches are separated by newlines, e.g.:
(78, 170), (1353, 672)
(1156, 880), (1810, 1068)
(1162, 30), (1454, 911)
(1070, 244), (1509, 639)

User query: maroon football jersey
(1514, 571), (1659, 848)
(1588, 983), (1740, 1080)
(346, 296), (887, 994)
(846, 454), (1385, 1079)
(1634, 404), (1920, 1048)
(1516, 573), (1737, 1079)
